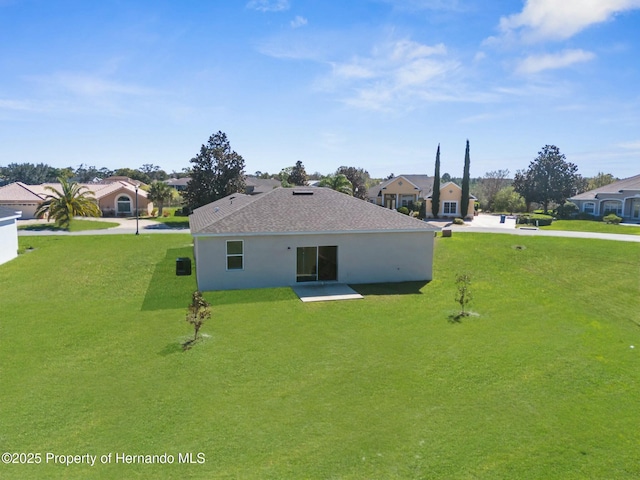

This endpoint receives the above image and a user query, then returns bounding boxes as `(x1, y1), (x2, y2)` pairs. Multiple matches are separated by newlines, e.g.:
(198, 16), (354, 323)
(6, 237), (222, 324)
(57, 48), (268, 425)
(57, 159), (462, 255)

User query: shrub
(151, 208), (158, 217)
(397, 206), (410, 215)
(603, 213), (622, 224)
(517, 214), (553, 227)
(576, 212), (596, 221)
(453, 217), (465, 225)
(555, 202), (578, 219)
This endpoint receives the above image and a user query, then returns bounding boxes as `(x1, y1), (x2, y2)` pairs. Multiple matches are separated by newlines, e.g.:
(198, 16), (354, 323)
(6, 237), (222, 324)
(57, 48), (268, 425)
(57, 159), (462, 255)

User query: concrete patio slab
(292, 284), (364, 302)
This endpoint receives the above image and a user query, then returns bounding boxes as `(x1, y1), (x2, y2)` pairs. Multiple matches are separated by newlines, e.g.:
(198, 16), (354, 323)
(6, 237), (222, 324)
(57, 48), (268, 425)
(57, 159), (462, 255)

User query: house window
(117, 195), (131, 214)
(226, 240), (243, 270)
(583, 202), (595, 215)
(400, 195), (414, 207)
(443, 201), (457, 215)
(601, 200), (622, 216)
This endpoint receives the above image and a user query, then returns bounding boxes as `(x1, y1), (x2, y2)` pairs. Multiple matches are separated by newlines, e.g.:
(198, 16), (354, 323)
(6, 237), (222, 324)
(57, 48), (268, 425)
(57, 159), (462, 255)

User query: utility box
(176, 257), (192, 276)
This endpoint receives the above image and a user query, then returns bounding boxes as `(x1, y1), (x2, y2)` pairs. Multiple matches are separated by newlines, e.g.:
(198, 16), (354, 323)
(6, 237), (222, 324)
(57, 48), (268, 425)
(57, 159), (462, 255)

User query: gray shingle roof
(190, 187), (437, 235)
(570, 174), (640, 201)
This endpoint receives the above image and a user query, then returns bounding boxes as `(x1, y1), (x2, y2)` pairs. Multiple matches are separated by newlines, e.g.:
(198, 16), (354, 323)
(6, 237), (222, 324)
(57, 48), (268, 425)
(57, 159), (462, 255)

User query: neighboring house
(367, 175), (433, 209)
(0, 181), (153, 219)
(424, 182), (476, 220)
(190, 187), (439, 291)
(164, 176), (281, 195)
(245, 176), (281, 194)
(569, 174), (640, 222)
(165, 177), (190, 192)
(0, 182), (44, 219)
(0, 206), (20, 266)
(367, 175), (476, 219)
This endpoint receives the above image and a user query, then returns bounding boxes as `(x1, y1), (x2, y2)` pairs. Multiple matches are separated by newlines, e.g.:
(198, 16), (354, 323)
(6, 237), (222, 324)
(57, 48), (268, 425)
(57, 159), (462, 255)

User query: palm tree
(318, 174), (353, 195)
(147, 181), (174, 216)
(34, 177), (101, 230)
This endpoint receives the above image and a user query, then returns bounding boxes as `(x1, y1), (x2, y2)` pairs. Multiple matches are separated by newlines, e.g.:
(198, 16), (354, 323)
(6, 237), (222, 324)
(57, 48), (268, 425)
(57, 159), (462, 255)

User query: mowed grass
(18, 219), (120, 232)
(1, 233), (639, 479)
(542, 220), (640, 235)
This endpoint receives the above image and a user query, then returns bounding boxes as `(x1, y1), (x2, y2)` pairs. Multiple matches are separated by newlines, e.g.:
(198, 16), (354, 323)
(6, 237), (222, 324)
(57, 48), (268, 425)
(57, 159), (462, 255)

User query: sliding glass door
(296, 246), (337, 282)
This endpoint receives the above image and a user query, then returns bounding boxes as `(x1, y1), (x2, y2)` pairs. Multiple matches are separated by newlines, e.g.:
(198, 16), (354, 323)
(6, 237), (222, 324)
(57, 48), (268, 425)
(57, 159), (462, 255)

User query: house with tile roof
(0, 180), (153, 219)
(190, 187), (439, 291)
(367, 175), (476, 219)
(568, 174), (640, 222)
(0, 206), (21, 266)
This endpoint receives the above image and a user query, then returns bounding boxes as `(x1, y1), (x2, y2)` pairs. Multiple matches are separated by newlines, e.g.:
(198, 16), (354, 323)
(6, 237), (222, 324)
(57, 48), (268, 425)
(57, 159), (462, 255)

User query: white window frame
(443, 201), (458, 215)
(600, 200), (622, 216)
(116, 195), (132, 214)
(226, 240), (244, 271)
(583, 202), (595, 215)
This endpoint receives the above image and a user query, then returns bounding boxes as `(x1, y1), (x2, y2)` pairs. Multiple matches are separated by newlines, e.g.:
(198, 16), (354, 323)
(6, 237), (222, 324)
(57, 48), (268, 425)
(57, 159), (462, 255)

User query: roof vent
(292, 189), (314, 195)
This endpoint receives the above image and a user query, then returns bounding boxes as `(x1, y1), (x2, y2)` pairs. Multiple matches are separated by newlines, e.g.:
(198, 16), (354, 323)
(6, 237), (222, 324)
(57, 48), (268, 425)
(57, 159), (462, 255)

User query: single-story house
(569, 174), (640, 222)
(165, 177), (190, 191)
(190, 187), (439, 291)
(0, 206), (21, 266)
(367, 175), (475, 219)
(167, 175), (282, 195)
(424, 181), (476, 219)
(0, 180), (153, 219)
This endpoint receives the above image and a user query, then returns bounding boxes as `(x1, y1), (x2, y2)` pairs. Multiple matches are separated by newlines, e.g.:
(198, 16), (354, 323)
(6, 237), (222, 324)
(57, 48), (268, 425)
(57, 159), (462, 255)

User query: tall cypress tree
(460, 140), (471, 218)
(431, 144), (441, 218)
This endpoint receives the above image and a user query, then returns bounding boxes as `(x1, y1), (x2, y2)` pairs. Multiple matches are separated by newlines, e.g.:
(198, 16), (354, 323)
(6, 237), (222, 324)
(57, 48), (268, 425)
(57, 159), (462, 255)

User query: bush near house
(517, 213), (553, 226)
(603, 213), (622, 224)
(555, 202), (579, 219)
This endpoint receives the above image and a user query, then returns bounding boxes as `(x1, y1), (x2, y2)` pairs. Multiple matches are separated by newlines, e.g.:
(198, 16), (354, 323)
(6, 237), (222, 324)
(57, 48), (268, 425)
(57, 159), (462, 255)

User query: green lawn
(18, 219), (121, 232)
(1, 233), (639, 479)
(146, 208), (189, 229)
(541, 220), (640, 235)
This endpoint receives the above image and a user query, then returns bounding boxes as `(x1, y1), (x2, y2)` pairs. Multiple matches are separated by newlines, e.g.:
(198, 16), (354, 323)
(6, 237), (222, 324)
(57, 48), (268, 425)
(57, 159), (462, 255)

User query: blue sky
(1, 0), (639, 180)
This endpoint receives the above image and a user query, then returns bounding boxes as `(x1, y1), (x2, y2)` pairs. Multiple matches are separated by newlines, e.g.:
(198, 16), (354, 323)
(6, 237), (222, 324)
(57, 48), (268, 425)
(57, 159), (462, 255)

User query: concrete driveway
(430, 214), (640, 243)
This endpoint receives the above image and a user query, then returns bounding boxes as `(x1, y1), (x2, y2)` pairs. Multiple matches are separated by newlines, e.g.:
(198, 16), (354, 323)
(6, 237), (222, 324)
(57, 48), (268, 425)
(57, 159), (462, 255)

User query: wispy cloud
(515, 49), (595, 74)
(43, 72), (160, 97)
(494, 0), (640, 43)
(246, 0), (290, 12)
(325, 40), (460, 110)
(0, 98), (39, 112)
(377, 0), (467, 12)
(290, 15), (307, 28)
(617, 140), (640, 150)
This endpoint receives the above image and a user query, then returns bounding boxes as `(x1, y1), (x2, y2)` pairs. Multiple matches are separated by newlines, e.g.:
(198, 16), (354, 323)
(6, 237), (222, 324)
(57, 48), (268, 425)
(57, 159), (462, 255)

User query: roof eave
(191, 227), (440, 237)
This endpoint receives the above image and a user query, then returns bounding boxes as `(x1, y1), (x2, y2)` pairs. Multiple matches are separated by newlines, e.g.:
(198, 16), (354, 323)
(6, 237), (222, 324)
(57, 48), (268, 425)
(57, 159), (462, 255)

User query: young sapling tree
(185, 291), (211, 347)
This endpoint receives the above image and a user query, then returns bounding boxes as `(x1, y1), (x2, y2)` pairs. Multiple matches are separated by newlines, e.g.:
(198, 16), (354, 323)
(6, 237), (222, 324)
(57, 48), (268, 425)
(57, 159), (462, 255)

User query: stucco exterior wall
(0, 216), (19, 265)
(382, 177), (421, 195)
(574, 193), (640, 220)
(98, 191), (153, 216)
(194, 231), (435, 291)
(425, 183), (475, 219)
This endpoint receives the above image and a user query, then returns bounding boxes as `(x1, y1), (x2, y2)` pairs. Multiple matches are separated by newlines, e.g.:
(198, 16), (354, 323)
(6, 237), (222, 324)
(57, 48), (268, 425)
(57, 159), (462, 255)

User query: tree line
(1, 130), (620, 215)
